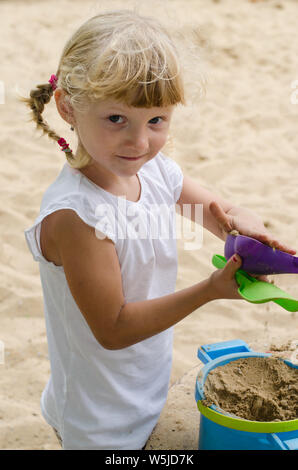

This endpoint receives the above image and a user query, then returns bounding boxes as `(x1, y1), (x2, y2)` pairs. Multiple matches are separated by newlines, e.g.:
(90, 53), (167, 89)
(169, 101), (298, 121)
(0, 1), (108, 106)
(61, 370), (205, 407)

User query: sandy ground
(0, 0), (297, 450)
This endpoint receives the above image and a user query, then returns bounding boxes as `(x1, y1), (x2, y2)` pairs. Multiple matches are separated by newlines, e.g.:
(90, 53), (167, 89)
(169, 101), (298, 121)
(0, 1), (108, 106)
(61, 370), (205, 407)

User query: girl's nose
(124, 127), (149, 155)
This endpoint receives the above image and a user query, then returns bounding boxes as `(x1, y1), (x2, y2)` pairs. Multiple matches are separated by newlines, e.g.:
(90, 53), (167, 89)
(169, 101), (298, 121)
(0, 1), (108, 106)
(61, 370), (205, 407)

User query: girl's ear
(54, 89), (75, 126)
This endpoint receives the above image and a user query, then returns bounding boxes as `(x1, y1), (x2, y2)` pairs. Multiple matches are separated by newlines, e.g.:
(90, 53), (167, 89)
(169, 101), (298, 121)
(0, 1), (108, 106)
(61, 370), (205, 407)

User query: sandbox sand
(0, 0), (298, 450)
(203, 356), (298, 421)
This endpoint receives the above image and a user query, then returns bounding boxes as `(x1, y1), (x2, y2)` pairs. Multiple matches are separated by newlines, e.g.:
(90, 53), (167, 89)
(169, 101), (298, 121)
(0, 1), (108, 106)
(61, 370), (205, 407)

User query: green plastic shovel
(212, 254), (298, 312)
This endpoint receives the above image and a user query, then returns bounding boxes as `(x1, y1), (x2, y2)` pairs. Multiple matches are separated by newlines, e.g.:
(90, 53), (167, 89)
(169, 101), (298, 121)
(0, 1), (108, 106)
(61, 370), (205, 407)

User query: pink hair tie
(58, 137), (72, 153)
(49, 74), (58, 91)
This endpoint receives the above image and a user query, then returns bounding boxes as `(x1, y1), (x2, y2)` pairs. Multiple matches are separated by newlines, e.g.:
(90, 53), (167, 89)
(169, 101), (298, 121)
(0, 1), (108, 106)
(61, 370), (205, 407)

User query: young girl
(23, 10), (295, 450)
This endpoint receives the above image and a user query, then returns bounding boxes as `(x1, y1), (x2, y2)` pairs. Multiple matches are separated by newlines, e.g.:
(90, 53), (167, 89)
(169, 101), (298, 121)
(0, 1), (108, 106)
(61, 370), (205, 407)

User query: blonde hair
(22, 9), (186, 169)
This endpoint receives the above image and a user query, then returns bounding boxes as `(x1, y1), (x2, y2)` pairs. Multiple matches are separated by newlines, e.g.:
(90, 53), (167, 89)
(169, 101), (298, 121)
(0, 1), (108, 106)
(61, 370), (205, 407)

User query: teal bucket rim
(196, 352), (298, 433)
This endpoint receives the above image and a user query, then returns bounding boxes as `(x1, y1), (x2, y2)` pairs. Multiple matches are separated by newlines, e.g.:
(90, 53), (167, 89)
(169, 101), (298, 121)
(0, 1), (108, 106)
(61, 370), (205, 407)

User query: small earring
(70, 125), (74, 131)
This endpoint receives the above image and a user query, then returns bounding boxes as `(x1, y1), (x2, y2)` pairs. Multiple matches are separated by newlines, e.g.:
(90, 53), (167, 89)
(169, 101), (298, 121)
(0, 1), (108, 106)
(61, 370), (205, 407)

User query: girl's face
(73, 99), (174, 178)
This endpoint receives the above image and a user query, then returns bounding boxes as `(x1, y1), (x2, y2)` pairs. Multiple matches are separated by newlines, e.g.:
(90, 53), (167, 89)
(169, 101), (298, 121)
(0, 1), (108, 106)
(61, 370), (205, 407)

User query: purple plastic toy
(225, 233), (298, 275)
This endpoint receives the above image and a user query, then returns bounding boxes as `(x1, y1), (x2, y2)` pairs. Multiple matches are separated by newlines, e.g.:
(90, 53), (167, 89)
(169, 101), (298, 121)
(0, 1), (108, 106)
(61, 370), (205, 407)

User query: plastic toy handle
(198, 339), (252, 364)
(212, 254), (298, 312)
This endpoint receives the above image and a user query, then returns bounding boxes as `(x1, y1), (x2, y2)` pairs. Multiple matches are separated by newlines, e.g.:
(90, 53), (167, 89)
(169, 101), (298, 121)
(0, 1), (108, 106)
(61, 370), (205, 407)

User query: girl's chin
(115, 160), (145, 172)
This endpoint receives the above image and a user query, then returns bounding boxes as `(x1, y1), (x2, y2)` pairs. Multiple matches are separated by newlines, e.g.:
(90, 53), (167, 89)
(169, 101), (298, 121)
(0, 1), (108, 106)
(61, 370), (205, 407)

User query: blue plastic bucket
(195, 340), (298, 450)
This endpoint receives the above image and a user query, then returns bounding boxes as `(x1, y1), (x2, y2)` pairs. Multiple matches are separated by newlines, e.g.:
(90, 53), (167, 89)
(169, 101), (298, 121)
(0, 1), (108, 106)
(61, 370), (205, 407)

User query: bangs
(103, 72), (185, 108)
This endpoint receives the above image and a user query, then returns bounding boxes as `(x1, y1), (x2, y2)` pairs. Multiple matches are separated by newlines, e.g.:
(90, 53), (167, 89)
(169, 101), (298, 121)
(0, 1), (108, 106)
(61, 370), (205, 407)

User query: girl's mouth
(117, 155), (144, 161)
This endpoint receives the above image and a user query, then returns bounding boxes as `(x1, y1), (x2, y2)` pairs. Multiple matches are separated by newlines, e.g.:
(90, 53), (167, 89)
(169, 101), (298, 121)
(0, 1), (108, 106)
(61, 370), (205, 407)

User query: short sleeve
(159, 153), (184, 203)
(24, 193), (116, 267)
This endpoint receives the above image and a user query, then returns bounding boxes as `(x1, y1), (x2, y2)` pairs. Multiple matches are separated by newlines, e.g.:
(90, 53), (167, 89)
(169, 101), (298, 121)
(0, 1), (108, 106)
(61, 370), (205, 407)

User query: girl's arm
(176, 174), (234, 241)
(52, 209), (242, 350)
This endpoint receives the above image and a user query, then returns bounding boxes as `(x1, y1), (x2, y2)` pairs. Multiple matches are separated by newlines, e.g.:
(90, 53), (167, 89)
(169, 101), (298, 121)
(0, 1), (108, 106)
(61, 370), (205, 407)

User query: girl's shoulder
(39, 210), (65, 267)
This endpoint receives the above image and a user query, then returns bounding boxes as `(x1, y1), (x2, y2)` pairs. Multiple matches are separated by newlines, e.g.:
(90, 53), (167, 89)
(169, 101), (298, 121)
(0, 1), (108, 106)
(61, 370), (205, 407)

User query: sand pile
(203, 357), (298, 422)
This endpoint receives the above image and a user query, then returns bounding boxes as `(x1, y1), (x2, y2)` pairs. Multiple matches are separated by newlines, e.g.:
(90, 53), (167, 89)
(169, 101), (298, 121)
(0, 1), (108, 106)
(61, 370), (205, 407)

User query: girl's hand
(209, 200), (297, 283)
(208, 253), (243, 300)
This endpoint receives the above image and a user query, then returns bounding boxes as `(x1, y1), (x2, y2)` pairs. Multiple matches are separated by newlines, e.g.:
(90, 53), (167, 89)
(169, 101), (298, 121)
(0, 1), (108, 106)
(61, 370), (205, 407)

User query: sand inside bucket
(202, 357), (298, 422)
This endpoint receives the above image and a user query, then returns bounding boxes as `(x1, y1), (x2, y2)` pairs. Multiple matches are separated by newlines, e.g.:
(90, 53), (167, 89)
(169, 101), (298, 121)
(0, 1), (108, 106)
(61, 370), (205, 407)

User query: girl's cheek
(155, 133), (168, 147)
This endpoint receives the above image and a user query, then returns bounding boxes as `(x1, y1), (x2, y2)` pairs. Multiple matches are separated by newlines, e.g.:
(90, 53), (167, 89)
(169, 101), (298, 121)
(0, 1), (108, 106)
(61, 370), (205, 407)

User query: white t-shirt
(24, 152), (184, 450)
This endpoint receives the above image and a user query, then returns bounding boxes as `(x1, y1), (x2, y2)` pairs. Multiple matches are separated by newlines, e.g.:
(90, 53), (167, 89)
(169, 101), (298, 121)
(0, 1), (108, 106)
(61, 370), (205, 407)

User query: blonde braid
(21, 81), (75, 164)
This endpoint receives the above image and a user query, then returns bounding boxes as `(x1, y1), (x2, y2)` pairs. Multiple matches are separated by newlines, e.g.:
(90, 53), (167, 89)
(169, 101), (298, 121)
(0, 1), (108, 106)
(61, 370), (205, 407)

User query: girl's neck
(79, 164), (141, 202)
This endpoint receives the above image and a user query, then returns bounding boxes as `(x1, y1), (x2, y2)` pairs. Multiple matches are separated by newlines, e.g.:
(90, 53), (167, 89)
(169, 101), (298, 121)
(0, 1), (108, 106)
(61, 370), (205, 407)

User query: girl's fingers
(255, 275), (270, 283)
(248, 273), (272, 283)
(248, 232), (296, 255)
(269, 240), (296, 255)
(209, 201), (233, 232)
(267, 240), (296, 255)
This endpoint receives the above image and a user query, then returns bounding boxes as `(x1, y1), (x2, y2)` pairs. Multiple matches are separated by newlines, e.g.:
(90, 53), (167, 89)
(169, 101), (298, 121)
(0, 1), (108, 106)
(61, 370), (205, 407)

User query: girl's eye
(108, 115), (124, 124)
(149, 117), (162, 124)
(107, 115), (163, 125)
